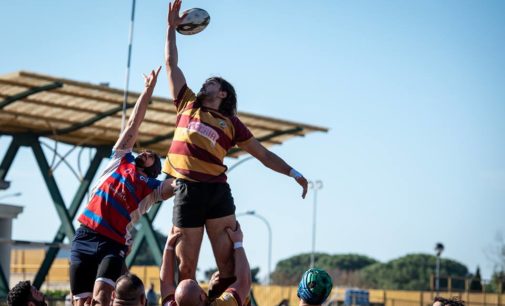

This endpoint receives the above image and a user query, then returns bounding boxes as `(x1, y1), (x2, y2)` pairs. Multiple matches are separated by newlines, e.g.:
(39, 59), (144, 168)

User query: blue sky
(1, 0), (504, 283)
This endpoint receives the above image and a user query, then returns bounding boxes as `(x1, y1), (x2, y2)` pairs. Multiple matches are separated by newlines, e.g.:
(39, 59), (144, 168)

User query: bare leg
(205, 215), (237, 278)
(174, 226), (204, 280)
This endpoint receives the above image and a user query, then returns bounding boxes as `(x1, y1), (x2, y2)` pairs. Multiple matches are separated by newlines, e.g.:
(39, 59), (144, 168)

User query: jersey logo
(187, 121), (219, 146)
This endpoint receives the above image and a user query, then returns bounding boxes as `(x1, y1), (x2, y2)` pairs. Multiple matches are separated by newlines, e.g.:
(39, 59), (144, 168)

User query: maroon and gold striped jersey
(162, 85), (253, 182)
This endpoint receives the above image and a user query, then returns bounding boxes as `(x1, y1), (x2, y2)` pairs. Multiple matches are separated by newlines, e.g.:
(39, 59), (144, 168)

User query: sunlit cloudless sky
(1, 0), (504, 282)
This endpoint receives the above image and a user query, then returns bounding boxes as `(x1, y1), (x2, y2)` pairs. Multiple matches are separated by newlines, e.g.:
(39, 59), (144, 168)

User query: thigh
(95, 239), (128, 286)
(172, 180), (206, 228)
(70, 253), (97, 297)
(205, 214), (237, 278)
(174, 225), (204, 280)
(70, 227), (99, 297)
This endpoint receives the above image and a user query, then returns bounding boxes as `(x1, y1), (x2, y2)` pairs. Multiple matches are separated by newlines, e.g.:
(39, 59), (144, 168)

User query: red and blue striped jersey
(78, 149), (163, 246)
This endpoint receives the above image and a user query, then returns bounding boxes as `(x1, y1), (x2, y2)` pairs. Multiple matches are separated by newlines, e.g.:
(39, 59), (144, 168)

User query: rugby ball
(176, 8), (210, 35)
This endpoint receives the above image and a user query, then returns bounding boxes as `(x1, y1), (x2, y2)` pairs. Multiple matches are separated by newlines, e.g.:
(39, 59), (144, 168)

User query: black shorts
(69, 226), (128, 298)
(173, 179), (236, 228)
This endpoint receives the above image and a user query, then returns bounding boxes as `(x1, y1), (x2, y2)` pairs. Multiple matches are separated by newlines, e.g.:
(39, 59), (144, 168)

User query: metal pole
(226, 156), (254, 174)
(309, 180), (323, 268)
(436, 254), (440, 295)
(434, 242), (444, 296)
(0, 192), (21, 201)
(121, 0), (137, 132)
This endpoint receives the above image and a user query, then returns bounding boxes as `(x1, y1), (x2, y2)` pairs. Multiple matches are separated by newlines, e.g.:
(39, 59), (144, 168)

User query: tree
(271, 253), (377, 286)
(469, 266), (483, 292)
(360, 253), (469, 290)
(486, 231), (505, 292)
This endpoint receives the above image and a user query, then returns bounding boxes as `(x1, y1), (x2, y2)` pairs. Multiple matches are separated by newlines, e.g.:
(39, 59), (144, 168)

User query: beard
(197, 87), (209, 101)
(134, 155), (146, 168)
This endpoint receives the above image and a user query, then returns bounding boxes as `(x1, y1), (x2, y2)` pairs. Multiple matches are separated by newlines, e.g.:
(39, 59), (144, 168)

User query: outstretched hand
(168, 0), (186, 28)
(143, 66), (162, 89)
(297, 176), (308, 199)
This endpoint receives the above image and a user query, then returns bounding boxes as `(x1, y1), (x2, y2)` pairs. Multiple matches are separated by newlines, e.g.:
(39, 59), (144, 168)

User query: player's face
(137, 151), (155, 168)
(30, 286), (47, 306)
(198, 79), (222, 98)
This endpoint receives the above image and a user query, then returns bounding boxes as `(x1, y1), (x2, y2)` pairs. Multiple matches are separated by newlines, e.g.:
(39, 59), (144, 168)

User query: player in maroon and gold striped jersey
(161, 0), (309, 295)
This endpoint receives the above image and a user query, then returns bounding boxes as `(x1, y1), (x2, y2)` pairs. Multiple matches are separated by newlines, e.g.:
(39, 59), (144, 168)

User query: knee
(179, 259), (197, 280)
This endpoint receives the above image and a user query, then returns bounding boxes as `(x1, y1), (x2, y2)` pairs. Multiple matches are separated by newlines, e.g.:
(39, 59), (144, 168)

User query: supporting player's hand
(225, 221), (243, 243)
(143, 66), (162, 89)
(165, 227), (182, 250)
(297, 176), (308, 199)
(168, 0), (186, 28)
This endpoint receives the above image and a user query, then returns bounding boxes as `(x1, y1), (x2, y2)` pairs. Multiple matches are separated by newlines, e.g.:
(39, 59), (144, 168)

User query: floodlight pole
(435, 242), (444, 295)
(121, 0), (137, 132)
(309, 180), (323, 268)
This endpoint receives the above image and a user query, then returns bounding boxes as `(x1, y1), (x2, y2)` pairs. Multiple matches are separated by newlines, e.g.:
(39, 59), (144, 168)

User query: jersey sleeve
(137, 179), (163, 215)
(211, 289), (241, 306)
(230, 116), (253, 144)
(174, 84), (197, 114)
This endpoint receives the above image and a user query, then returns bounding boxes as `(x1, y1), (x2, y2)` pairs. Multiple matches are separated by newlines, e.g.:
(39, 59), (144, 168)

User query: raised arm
(160, 227), (181, 306)
(114, 67), (161, 150)
(165, 0), (187, 99)
(226, 222), (251, 305)
(239, 138), (309, 198)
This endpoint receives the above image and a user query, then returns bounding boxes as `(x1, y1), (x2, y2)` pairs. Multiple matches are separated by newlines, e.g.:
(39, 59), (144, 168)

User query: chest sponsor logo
(187, 121), (219, 146)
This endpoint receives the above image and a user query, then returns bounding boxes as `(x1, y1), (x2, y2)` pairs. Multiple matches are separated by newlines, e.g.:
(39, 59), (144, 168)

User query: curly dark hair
(207, 77), (237, 117)
(434, 296), (465, 306)
(7, 281), (32, 306)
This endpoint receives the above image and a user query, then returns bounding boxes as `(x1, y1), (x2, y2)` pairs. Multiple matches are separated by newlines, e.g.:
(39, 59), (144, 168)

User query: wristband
(233, 241), (243, 249)
(164, 239), (174, 251)
(289, 168), (303, 179)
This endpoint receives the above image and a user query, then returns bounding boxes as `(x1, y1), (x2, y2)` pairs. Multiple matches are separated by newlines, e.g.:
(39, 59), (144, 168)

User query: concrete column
(0, 204), (24, 284)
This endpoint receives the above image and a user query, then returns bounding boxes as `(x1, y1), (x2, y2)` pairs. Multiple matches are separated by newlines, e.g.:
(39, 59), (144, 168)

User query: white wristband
(233, 241), (243, 249)
(164, 239), (174, 251)
(289, 168), (303, 179)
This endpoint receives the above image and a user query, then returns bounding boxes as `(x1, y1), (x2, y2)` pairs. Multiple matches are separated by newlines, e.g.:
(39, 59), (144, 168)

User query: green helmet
(297, 268), (333, 305)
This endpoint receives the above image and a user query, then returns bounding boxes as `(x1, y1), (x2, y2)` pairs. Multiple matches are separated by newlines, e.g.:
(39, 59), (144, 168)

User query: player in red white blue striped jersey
(70, 67), (175, 306)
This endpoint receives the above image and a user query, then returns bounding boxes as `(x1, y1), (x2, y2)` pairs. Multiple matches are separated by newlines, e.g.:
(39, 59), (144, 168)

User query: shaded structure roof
(0, 71), (328, 157)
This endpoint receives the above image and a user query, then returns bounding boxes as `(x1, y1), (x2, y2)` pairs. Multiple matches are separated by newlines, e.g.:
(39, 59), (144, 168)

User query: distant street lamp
(237, 210), (272, 285)
(435, 242), (444, 295)
(227, 156), (255, 174)
(0, 192), (22, 201)
(308, 180), (323, 268)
